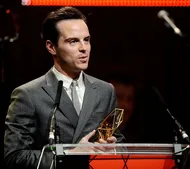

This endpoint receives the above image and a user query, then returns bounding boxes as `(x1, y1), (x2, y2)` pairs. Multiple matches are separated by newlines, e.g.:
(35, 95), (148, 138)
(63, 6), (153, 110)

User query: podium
(52, 143), (184, 169)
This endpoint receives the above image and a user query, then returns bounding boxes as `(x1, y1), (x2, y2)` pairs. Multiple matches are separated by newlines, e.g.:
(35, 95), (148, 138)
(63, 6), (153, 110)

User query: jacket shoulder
(14, 75), (46, 92)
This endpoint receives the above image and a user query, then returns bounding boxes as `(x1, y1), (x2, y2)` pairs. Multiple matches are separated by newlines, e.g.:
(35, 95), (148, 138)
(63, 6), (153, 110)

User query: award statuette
(97, 108), (124, 141)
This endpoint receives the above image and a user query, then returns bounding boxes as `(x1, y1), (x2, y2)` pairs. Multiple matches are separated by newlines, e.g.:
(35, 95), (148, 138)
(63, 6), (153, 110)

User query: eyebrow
(84, 36), (91, 40)
(65, 35), (91, 42)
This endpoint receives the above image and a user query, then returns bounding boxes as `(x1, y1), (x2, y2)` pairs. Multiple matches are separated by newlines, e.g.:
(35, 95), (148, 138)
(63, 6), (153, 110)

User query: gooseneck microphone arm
(49, 80), (63, 147)
(152, 86), (190, 144)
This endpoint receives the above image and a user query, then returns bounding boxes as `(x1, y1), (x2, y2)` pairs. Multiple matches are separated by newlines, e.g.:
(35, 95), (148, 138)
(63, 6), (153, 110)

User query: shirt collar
(52, 66), (84, 89)
(76, 70), (84, 88)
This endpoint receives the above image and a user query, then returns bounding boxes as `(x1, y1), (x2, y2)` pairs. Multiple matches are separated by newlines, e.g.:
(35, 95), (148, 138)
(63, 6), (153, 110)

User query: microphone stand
(36, 108), (58, 169)
(49, 105), (59, 149)
(48, 106), (58, 169)
(157, 11), (190, 169)
(167, 108), (190, 169)
(165, 108), (190, 144)
(36, 81), (63, 169)
(48, 80), (63, 169)
(153, 86), (190, 143)
(153, 87), (190, 169)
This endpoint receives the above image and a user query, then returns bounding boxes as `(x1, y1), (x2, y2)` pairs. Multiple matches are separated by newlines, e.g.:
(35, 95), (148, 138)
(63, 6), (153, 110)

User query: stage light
(21, 0), (190, 6)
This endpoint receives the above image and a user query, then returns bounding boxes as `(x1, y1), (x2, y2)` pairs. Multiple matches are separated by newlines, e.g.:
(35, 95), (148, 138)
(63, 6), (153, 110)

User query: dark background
(1, 0), (190, 166)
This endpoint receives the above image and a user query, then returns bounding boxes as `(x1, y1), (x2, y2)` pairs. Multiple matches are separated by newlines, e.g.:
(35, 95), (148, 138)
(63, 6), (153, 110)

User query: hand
(99, 136), (117, 144)
(79, 130), (96, 144)
(69, 130), (106, 154)
(98, 136), (117, 152)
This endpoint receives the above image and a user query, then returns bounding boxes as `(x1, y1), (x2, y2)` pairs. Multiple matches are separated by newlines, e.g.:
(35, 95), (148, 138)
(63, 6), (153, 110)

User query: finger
(94, 140), (114, 151)
(94, 141), (100, 144)
(98, 138), (107, 144)
(93, 145), (106, 152)
(85, 130), (96, 141)
(107, 136), (117, 143)
(91, 142), (106, 152)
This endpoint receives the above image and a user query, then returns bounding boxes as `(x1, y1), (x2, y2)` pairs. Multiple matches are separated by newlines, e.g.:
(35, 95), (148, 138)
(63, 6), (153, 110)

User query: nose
(79, 42), (87, 53)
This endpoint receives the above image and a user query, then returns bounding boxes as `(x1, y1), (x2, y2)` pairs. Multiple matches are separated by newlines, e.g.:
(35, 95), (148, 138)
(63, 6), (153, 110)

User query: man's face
(50, 19), (91, 76)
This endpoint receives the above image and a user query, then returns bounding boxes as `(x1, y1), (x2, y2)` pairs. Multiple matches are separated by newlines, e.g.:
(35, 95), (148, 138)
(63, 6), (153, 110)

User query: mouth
(79, 56), (88, 62)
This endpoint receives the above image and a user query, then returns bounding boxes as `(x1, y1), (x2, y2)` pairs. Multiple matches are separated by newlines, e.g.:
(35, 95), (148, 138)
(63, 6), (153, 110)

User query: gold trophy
(97, 108), (124, 141)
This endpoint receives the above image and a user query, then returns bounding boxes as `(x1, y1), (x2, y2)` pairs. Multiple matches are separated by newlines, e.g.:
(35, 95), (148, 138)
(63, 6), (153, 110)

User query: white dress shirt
(52, 66), (85, 110)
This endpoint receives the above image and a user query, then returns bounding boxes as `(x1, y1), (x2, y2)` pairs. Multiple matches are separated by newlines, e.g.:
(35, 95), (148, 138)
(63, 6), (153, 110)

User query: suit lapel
(42, 69), (78, 128)
(72, 74), (97, 143)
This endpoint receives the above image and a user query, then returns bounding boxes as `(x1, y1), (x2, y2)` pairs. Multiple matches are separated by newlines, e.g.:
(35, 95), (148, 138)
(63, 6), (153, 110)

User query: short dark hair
(41, 6), (87, 46)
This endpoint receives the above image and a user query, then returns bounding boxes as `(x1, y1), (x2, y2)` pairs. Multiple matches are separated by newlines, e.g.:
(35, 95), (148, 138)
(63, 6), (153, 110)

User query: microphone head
(157, 10), (169, 19)
(54, 80), (63, 107)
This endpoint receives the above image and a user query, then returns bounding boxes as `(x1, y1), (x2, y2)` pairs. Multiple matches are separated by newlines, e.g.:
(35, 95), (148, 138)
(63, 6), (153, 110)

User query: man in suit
(4, 6), (125, 169)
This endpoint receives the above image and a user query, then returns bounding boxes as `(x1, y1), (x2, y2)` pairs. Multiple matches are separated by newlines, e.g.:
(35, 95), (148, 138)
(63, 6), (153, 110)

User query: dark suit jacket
(4, 68), (125, 169)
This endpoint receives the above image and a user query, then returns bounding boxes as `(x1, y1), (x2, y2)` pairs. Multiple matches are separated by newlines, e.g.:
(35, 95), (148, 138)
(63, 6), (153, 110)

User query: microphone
(54, 81), (63, 107)
(157, 10), (183, 37)
(152, 86), (190, 143)
(49, 80), (63, 146)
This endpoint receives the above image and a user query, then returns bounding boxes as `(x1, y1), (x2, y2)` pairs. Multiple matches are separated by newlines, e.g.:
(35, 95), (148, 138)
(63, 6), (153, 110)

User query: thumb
(85, 130), (96, 141)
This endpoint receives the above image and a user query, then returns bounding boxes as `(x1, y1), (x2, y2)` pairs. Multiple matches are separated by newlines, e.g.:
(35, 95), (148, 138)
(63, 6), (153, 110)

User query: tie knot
(72, 80), (78, 87)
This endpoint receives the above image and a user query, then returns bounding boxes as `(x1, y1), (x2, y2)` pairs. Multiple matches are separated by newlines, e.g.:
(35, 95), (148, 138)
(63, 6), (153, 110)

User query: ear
(46, 40), (56, 55)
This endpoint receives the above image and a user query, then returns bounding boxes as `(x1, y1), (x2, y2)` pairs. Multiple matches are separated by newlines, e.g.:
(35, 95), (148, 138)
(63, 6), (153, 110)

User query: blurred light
(22, 0), (31, 6)
(21, 0), (190, 6)
(6, 9), (11, 14)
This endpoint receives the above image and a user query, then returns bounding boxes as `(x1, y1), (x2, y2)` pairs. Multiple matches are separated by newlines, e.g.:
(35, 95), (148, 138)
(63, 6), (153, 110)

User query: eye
(84, 36), (90, 43)
(70, 39), (78, 44)
(66, 38), (79, 45)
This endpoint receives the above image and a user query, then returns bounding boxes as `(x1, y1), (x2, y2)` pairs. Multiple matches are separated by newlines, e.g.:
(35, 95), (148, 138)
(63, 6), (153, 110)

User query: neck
(54, 64), (81, 79)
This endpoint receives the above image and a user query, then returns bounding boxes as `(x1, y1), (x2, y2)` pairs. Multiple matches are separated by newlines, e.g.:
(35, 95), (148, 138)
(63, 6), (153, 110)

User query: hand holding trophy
(97, 108), (124, 141)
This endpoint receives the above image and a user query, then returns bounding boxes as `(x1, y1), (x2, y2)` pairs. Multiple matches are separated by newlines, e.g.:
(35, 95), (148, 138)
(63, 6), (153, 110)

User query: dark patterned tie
(71, 80), (80, 115)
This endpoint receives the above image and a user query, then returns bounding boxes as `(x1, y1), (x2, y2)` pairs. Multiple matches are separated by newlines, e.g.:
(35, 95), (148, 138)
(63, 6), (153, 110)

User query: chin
(78, 64), (88, 70)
